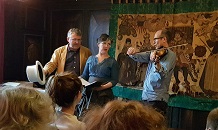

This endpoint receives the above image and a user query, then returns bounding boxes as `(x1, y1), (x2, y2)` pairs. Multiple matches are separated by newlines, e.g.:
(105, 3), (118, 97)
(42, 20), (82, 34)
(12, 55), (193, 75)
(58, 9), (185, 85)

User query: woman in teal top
(81, 34), (119, 106)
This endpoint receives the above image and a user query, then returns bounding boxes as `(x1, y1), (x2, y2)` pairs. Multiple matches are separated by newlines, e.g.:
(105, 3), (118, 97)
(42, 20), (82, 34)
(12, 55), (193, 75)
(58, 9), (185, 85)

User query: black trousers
(142, 100), (168, 115)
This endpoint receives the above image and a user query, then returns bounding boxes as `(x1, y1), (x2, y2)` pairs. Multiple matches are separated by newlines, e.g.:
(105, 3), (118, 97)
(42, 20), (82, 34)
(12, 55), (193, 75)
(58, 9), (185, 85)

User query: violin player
(127, 29), (176, 115)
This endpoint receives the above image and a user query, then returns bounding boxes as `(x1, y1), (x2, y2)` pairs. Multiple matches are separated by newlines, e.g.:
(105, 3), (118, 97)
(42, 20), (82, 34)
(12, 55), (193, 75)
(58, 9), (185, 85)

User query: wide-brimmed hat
(26, 61), (45, 85)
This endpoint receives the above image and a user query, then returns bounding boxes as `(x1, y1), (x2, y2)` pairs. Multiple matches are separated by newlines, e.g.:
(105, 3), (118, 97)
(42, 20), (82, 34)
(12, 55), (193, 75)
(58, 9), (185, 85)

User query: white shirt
(55, 111), (86, 130)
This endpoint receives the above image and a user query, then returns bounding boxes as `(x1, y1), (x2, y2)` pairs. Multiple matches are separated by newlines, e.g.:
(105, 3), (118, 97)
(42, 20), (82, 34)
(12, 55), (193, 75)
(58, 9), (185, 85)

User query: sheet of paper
(78, 77), (91, 86)
(3, 82), (20, 87)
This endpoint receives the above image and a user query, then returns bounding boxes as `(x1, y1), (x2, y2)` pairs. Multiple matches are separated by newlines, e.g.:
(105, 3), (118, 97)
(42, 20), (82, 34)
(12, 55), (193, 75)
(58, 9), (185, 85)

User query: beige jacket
(44, 45), (91, 75)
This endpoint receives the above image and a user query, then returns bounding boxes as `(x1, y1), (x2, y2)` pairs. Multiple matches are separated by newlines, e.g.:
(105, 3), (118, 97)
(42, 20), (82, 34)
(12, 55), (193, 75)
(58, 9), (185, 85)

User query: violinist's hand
(150, 51), (157, 61)
(150, 51), (160, 64)
(127, 47), (136, 55)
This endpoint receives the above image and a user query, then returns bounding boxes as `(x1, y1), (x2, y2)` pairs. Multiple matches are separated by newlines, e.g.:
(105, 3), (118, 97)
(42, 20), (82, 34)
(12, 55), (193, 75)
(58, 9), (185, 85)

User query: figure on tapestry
(170, 29), (197, 94)
(117, 38), (140, 86)
(199, 22), (218, 96)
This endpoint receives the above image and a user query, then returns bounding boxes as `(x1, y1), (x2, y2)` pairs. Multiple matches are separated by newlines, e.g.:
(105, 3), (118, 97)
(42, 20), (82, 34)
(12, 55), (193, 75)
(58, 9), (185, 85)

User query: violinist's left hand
(150, 51), (157, 61)
(150, 51), (160, 63)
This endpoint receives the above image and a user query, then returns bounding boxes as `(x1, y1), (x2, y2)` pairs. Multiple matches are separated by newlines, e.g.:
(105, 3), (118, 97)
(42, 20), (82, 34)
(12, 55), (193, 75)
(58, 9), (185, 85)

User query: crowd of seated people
(1, 73), (218, 130)
(0, 82), (168, 130)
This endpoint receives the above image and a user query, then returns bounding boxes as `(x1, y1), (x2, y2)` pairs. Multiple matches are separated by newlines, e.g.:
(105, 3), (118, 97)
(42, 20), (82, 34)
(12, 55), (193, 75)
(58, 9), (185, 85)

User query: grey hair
(67, 28), (82, 38)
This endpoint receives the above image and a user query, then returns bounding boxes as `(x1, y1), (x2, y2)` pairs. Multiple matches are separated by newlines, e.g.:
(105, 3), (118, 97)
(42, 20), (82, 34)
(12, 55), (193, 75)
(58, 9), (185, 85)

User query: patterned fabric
(109, 0), (218, 99)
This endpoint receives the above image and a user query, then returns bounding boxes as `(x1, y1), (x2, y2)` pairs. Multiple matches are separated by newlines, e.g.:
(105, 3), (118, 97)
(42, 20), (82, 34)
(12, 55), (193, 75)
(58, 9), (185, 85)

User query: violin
(152, 48), (168, 65)
(155, 49), (168, 58)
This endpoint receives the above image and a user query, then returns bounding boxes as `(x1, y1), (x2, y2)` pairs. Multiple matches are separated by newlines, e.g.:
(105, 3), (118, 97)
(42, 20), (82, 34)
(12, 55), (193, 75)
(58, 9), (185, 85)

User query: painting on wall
(115, 11), (218, 99)
(24, 34), (44, 66)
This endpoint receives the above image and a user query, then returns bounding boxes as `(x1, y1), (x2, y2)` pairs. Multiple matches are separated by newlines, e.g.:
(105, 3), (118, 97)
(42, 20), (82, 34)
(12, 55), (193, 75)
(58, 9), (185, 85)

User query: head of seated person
(206, 107), (218, 130)
(45, 72), (85, 130)
(82, 100), (167, 130)
(46, 72), (83, 111)
(0, 86), (55, 130)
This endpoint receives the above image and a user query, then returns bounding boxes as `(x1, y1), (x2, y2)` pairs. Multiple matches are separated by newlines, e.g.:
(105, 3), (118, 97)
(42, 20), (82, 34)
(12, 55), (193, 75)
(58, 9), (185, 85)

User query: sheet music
(3, 82), (20, 87)
(78, 77), (98, 87)
(78, 77), (91, 86)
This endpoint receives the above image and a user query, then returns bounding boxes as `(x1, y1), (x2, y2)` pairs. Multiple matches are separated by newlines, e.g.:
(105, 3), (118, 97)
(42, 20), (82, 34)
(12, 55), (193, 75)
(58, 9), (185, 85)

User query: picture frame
(24, 34), (44, 66)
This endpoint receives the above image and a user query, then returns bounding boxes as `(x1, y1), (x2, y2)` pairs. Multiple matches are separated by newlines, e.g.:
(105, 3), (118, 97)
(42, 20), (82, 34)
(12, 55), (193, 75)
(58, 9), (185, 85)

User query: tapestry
(109, 0), (218, 99)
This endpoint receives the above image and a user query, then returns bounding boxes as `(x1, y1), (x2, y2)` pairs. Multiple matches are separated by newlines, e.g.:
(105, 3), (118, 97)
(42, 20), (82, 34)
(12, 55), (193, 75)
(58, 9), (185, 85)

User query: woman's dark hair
(46, 72), (83, 108)
(97, 34), (113, 44)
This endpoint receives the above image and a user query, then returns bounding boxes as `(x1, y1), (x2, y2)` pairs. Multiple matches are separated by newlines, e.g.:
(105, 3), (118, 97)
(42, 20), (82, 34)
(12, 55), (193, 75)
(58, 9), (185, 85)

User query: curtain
(89, 11), (110, 55)
(109, 0), (218, 57)
(0, 0), (4, 83)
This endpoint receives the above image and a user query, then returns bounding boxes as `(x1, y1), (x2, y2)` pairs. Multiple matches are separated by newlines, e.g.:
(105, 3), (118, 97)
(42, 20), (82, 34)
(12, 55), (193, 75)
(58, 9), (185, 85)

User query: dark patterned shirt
(64, 48), (80, 76)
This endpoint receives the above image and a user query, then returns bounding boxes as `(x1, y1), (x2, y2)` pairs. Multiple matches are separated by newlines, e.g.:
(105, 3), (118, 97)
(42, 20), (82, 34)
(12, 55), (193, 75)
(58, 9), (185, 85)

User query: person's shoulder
(56, 113), (85, 130)
(168, 49), (176, 55)
(54, 45), (67, 52)
(167, 49), (176, 60)
(108, 56), (116, 60)
(88, 55), (95, 60)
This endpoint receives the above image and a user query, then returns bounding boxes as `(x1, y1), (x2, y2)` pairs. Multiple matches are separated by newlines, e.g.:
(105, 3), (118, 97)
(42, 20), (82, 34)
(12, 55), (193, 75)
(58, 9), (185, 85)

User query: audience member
(46, 72), (86, 130)
(82, 100), (167, 130)
(206, 107), (218, 130)
(81, 34), (119, 106)
(0, 86), (55, 130)
(44, 28), (91, 76)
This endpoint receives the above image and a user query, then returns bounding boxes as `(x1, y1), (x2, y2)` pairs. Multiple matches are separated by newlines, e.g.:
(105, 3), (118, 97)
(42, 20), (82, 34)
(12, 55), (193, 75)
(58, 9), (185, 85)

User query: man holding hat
(43, 28), (91, 76)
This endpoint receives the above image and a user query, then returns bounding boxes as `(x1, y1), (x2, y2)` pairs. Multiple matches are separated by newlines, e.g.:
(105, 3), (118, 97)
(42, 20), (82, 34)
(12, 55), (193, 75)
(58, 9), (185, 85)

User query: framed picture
(25, 7), (46, 30)
(24, 34), (44, 66)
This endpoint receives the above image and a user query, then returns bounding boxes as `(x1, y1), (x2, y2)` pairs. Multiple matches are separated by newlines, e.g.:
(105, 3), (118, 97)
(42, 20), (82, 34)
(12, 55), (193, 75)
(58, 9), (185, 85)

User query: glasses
(153, 37), (163, 41)
(70, 38), (82, 43)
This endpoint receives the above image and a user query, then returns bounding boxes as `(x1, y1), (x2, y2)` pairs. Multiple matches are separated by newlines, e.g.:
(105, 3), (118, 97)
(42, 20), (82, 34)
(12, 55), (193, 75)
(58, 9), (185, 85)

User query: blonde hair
(83, 100), (167, 130)
(0, 86), (54, 130)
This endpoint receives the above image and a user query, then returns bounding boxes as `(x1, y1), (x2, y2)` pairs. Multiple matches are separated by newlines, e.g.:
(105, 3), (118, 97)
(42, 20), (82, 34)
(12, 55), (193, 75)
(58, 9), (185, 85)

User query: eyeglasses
(153, 37), (163, 41)
(70, 39), (82, 43)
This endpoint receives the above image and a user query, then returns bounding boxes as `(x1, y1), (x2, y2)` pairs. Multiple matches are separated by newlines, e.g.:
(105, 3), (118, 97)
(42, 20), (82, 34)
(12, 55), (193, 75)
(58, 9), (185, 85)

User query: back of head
(0, 86), (54, 130)
(160, 29), (172, 43)
(46, 72), (83, 108)
(83, 100), (167, 130)
(67, 28), (82, 38)
(206, 108), (218, 130)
